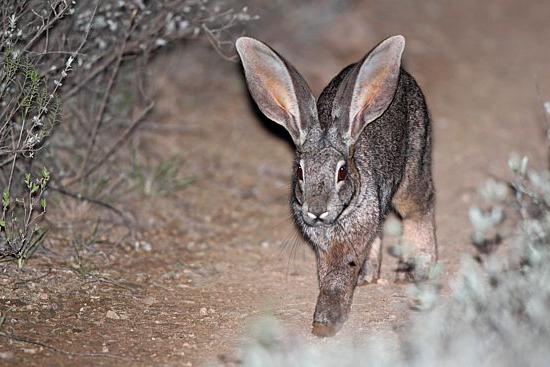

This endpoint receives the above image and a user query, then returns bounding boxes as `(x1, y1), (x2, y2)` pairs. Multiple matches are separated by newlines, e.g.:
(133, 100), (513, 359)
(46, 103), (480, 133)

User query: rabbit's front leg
(312, 239), (371, 337)
(357, 236), (382, 285)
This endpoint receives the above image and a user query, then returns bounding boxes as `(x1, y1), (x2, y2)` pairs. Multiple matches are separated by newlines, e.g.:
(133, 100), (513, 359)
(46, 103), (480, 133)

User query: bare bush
(0, 0), (255, 264)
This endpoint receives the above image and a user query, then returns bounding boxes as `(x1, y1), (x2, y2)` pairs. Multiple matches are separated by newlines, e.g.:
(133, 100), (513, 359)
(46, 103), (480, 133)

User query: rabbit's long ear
(236, 37), (317, 146)
(343, 35), (405, 144)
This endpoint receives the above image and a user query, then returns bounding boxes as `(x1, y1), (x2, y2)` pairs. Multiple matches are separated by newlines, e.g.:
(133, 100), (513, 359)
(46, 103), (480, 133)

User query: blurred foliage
(231, 151), (550, 367)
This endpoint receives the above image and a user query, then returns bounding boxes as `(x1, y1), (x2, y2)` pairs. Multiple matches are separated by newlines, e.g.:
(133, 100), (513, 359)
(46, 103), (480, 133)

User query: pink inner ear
(354, 65), (389, 111)
(239, 41), (300, 122)
(347, 37), (404, 141)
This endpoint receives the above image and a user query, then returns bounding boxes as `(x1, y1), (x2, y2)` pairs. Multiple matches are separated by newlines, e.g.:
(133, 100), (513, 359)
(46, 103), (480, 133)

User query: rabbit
(236, 35), (437, 337)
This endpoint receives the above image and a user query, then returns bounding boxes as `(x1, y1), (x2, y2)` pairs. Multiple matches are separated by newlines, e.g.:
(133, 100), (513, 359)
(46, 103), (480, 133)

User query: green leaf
(24, 173), (31, 189)
(28, 68), (40, 83)
(40, 198), (46, 211)
(41, 166), (50, 180)
(2, 190), (9, 209)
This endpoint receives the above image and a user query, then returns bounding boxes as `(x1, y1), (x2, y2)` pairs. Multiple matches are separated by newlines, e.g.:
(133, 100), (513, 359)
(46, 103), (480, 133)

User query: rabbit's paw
(312, 288), (350, 337)
(395, 253), (436, 282)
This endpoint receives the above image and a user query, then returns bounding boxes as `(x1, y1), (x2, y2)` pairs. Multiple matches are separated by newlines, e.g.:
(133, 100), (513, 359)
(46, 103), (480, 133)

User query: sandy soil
(1, 0), (550, 366)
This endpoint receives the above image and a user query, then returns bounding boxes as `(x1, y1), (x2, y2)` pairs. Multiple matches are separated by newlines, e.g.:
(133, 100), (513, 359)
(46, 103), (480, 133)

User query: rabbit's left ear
(343, 35), (405, 144)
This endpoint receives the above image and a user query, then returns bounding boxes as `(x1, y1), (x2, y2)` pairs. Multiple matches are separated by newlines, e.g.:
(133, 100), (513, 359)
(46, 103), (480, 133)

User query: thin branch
(23, 2), (70, 52)
(63, 53), (118, 98)
(49, 184), (125, 217)
(64, 101), (154, 186)
(0, 332), (129, 360)
(77, 10), (137, 177)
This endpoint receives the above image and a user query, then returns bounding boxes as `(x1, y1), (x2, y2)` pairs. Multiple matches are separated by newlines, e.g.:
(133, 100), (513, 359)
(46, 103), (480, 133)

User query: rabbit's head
(236, 36), (404, 229)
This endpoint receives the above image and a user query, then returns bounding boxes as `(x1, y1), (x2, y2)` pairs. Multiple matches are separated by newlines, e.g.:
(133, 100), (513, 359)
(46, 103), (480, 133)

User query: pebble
(377, 278), (389, 285)
(134, 241), (153, 252)
(38, 292), (48, 301)
(142, 296), (157, 306)
(106, 310), (120, 320)
(0, 352), (13, 360)
(199, 307), (208, 316)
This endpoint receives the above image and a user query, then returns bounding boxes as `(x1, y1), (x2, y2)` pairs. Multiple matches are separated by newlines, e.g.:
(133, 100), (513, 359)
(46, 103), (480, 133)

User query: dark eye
(337, 164), (347, 182)
(296, 165), (303, 181)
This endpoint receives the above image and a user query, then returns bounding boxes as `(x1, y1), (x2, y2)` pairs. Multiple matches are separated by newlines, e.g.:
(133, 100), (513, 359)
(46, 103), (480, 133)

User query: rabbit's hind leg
(393, 189), (437, 281)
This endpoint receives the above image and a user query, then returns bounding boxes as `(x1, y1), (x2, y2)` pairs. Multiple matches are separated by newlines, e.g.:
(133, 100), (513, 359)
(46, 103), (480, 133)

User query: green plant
(0, 168), (50, 267)
(130, 155), (196, 197)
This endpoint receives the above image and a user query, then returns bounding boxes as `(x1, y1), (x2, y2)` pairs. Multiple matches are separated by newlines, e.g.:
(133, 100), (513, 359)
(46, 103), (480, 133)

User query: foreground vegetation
(238, 153), (550, 367)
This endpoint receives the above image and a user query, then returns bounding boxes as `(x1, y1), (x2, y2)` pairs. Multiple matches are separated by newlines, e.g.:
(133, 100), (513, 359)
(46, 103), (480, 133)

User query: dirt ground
(2, 0), (550, 366)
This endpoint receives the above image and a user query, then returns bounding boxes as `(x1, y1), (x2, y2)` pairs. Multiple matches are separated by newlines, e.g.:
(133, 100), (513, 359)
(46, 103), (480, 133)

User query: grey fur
(236, 36), (437, 337)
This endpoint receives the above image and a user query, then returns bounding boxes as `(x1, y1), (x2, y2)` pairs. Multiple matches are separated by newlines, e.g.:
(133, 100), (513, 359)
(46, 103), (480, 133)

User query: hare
(236, 35), (437, 337)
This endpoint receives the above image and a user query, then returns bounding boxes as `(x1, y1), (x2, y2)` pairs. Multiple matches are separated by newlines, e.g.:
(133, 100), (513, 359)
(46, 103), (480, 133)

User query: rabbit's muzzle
(298, 180), (349, 227)
(301, 202), (336, 226)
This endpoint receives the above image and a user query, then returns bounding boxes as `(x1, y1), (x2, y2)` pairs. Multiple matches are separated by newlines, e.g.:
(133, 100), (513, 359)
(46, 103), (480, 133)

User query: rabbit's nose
(307, 212), (318, 220)
(307, 210), (330, 222)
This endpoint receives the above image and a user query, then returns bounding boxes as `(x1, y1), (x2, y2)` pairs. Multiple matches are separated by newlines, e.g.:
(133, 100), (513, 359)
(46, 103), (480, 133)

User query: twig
(23, 2), (70, 52)
(13, 271), (51, 288)
(202, 24), (239, 62)
(63, 53), (118, 98)
(84, 275), (139, 293)
(0, 332), (130, 360)
(49, 184), (125, 217)
(77, 10), (138, 177)
(64, 101), (154, 186)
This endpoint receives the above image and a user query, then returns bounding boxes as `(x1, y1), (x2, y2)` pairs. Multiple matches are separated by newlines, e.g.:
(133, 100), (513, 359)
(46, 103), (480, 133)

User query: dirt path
(1, 1), (550, 366)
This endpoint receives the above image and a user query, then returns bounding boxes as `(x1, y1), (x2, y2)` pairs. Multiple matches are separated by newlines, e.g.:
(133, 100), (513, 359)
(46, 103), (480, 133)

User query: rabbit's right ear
(236, 37), (317, 146)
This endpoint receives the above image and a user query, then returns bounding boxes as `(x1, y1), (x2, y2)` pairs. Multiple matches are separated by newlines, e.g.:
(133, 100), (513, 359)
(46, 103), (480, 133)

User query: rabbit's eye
(296, 166), (303, 181)
(337, 164), (347, 182)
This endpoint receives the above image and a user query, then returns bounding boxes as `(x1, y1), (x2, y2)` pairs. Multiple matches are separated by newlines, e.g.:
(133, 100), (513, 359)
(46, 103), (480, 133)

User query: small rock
(102, 346), (109, 353)
(260, 240), (269, 249)
(134, 241), (153, 252)
(199, 307), (207, 316)
(38, 292), (48, 301)
(0, 351), (13, 360)
(106, 310), (120, 320)
(377, 278), (389, 285)
(142, 296), (156, 306)
(22, 348), (37, 354)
